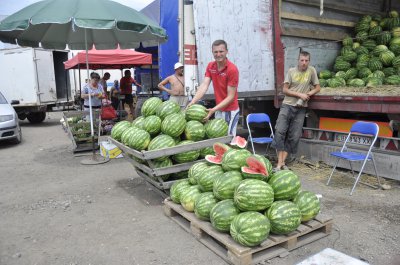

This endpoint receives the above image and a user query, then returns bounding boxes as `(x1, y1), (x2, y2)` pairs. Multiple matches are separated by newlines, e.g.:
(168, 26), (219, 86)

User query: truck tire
(27, 112), (46, 124)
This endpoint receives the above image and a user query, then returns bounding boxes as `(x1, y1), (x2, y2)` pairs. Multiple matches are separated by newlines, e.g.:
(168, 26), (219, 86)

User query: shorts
(169, 95), (189, 109)
(271, 104), (306, 154)
(121, 94), (133, 104)
(215, 108), (240, 137)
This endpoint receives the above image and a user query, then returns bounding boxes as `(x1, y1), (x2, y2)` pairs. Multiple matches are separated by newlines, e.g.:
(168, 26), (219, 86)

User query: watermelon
(111, 121), (131, 141)
(180, 185), (202, 212)
(131, 116), (145, 129)
(128, 128), (151, 151)
(355, 31), (368, 42)
(362, 39), (377, 50)
(380, 50), (396, 65)
(184, 120), (206, 141)
(372, 44), (388, 56)
(143, 115), (162, 136)
(241, 155), (269, 181)
(234, 179), (274, 211)
(213, 171), (243, 200)
(156, 100), (180, 120)
(185, 104), (208, 122)
(205, 142), (230, 164)
(389, 10), (399, 18)
(230, 211), (270, 247)
(197, 165), (224, 192)
(230, 136), (247, 148)
(121, 126), (138, 145)
(347, 78), (365, 87)
(293, 191), (321, 222)
(172, 140), (200, 163)
(358, 67), (373, 78)
(385, 75), (400, 85)
(141, 97), (163, 117)
(334, 61), (351, 72)
(319, 70), (332, 79)
(335, 71), (347, 79)
(188, 162), (209, 185)
(342, 36), (353, 47)
(383, 67), (397, 76)
(205, 118), (229, 138)
(327, 77), (346, 88)
(210, 199), (241, 232)
(161, 113), (187, 137)
(147, 134), (176, 161)
(366, 77), (383, 87)
(175, 170), (189, 179)
(222, 149), (252, 171)
(354, 46), (369, 55)
(377, 31), (392, 45)
(266, 201), (302, 235)
(355, 22), (370, 33)
(170, 179), (191, 203)
(200, 146), (214, 158)
(369, 25), (382, 38)
(194, 192), (219, 221)
(268, 170), (301, 201)
(368, 58), (383, 71)
(151, 158), (173, 181)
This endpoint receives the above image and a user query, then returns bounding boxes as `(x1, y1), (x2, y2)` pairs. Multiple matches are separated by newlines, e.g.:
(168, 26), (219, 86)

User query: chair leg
(350, 158), (369, 195)
(250, 139), (255, 155)
(327, 158), (340, 185)
(349, 161), (355, 178)
(371, 157), (382, 187)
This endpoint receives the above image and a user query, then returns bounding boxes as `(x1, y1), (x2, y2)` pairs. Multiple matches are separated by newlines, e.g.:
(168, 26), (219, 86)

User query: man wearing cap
(187, 39), (240, 136)
(158, 62), (187, 108)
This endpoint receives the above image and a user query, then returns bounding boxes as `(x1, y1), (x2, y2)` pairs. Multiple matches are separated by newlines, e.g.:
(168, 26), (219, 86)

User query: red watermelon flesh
(205, 155), (222, 164)
(246, 156), (268, 176)
(230, 136), (247, 148)
(213, 142), (230, 156)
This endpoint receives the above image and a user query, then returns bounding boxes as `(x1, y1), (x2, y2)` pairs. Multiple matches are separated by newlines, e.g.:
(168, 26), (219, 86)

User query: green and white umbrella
(0, 0), (167, 163)
(0, 0), (167, 49)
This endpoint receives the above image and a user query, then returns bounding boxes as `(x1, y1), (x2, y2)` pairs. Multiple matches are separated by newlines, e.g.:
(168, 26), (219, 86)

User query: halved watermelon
(205, 142), (231, 165)
(241, 155), (268, 180)
(230, 136), (247, 148)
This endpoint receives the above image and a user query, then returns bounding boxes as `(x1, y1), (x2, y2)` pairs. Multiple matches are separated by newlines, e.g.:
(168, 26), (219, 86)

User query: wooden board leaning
(163, 198), (333, 265)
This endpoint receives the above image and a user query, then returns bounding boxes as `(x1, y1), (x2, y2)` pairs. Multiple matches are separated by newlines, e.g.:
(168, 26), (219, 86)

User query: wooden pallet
(163, 199), (333, 265)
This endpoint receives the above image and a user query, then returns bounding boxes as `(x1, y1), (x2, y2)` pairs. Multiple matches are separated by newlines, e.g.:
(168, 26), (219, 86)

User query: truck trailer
(0, 47), (76, 123)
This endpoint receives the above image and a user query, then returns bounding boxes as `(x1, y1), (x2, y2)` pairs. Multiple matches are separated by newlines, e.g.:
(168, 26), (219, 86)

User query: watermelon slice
(230, 136), (247, 148)
(205, 142), (231, 165)
(241, 155), (268, 180)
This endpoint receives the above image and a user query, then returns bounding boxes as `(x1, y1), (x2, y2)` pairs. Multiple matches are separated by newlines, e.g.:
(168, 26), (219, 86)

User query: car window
(0, 92), (7, 104)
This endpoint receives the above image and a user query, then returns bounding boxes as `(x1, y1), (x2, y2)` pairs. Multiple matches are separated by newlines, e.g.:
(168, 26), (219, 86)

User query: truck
(146, 0), (400, 180)
(0, 47), (76, 123)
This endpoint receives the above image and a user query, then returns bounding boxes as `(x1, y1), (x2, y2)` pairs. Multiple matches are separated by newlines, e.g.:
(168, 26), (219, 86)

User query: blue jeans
(271, 104), (306, 154)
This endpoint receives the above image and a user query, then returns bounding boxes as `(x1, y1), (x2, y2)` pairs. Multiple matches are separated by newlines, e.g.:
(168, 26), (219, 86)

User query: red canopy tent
(64, 48), (152, 69)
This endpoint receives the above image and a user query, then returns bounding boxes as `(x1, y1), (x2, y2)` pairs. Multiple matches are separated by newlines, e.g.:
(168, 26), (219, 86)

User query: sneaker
(281, 165), (290, 170)
(272, 167), (281, 173)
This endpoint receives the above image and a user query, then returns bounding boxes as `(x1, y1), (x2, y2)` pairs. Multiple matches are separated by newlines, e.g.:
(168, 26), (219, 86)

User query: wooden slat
(152, 159), (205, 176)
(163, 198), (333, 265)
(281, 11), (355, 27)
(281, 26), (347, 41)
(107, 137), (145, 159)
(284, 0), (384, 16)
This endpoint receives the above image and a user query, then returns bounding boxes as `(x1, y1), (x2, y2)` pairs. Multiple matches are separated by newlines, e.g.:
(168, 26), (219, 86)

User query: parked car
(0, 91), (22, 144)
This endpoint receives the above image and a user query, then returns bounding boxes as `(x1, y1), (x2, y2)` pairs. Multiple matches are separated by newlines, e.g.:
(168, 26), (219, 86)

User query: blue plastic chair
(326, 121), (382, 195)
(246, 113), (274, 155)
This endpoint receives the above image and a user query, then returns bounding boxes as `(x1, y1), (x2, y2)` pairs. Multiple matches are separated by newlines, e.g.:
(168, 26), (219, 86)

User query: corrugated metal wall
(193, 0), (275, 96)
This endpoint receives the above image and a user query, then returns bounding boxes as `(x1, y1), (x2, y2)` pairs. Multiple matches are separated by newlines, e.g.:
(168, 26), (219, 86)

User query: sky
(0, 0), (153, 16)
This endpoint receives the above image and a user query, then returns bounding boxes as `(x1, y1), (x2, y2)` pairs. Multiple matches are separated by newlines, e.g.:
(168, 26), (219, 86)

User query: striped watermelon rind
(213, 171), (243, 200)
(131, 116), (145, 129)
(180, 185), (202, 212)
(156, 100), (180, 120)
(161, 113), (187, 137)
(184, 120), (206, 141)
(143, 115), (162, 136)
(198, 165), (224, 192)
(185, 104), (208, 122)
(230, 211), (271, 247)
(141, 97), (163, 117)
(194, 192), (218, 221)
(205, 118), (229, 138)
(293, 191), (321, 222)
(151, 157), (173, 181)
(268, 170), (301, 201)
(234, 179), (274, 211)
(172, 140), (200, 163)
(111, 121), (132, 141)
(147, 134), (176, 161)
(266, 200), (302, 235)
(170, 179), (191, 203)
(188, 162), (209, 185)
(210, 199), (241, 232)
(128, 128), (151, 151)
(222, 149), (252, 172)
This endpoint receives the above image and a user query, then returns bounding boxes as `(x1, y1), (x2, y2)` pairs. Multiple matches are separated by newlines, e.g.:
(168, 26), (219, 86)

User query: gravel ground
(0, 112), (399, 265)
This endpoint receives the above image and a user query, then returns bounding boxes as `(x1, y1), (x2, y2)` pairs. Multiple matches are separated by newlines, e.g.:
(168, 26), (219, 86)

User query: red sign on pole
(184, 44), (197, 65)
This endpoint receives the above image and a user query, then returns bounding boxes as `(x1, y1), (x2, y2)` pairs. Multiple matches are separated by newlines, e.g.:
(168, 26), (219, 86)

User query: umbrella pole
(78, 65), (82, 110)
(80, 28), (109, 165)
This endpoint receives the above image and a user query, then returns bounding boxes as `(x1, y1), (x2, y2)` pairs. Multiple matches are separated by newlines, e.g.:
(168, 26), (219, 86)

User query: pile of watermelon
(170, 141), (321, 247)
(110, 97), (229, 180)
(320, 10), (400, 88)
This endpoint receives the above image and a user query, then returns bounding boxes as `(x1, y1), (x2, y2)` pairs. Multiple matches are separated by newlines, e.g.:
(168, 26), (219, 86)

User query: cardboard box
(100, 141), (123, 159)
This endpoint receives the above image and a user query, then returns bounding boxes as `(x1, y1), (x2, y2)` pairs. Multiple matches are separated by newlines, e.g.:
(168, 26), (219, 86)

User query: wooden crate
(163, 199), (333, 265)
(108, 136), (233, 191)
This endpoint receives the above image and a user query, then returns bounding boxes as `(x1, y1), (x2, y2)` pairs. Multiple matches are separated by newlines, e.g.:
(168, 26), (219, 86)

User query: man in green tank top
(272, 51), (321, 171)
